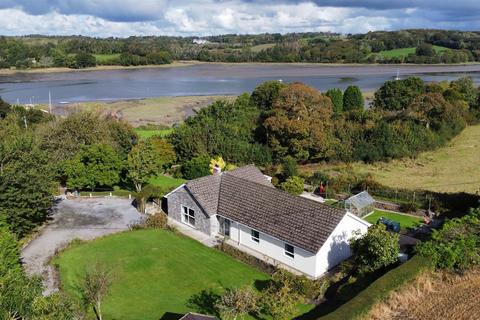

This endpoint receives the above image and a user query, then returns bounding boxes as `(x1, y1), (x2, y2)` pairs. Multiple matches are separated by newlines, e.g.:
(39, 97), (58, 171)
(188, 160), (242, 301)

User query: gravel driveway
(21, 197), (140, 295)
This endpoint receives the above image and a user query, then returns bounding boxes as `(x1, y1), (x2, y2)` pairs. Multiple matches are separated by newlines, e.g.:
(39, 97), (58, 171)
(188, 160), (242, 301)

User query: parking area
(21, 197), (140, 295)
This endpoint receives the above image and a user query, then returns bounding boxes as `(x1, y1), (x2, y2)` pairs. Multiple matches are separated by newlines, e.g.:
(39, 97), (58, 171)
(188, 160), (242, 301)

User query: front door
(219, 217), (231, 237)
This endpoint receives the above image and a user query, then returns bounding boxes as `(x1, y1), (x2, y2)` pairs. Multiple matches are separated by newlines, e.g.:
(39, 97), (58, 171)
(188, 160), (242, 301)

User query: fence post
(110, 192), (112, 197)
(89, 193), (92, 198)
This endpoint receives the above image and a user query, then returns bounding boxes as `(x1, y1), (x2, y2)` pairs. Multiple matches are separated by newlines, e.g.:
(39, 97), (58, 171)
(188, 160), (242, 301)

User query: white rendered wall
(315, 213), (370, 277)
(228, 220), (318, 277)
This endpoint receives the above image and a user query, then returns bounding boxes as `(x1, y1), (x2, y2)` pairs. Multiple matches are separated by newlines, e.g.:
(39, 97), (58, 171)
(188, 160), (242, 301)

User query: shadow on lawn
(187, 289), (221, 317)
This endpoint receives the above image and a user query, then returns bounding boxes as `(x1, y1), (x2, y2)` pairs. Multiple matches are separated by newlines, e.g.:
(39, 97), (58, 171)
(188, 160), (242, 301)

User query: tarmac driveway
(21, 197), (140, 295)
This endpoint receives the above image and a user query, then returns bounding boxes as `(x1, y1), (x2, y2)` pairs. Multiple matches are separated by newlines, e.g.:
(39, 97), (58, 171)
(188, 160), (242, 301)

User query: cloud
(0, 0), (478, 37)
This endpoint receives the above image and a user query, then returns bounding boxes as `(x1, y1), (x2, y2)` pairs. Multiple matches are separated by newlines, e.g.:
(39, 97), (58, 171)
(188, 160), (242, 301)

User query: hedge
(319, 255), (431, 320)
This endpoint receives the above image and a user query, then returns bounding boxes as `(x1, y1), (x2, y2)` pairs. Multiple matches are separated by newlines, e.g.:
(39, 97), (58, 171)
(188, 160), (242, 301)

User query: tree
(149, 137), (177, 169)
(373, 77), (425, 111)
(0, 97), (11, 119)
(74, 52), (96, 68)
(182, 156), (211, 180)
(79, 263), (112, 320)
(280, 176), (304, 195)
(260, 281), (299, 320)
(349, 224), (399, 273)
(280, 156), (298, 180)
(343, 86), (364, 111)
(64, 144), (123, 191)
(0, 117), (56, 236)
(250, 80), (286, 112)
(263, 83), (335, 161)
(416, 43), (435, 56)
(325, 88), (343, 114)
(127, 140), (161, 193)
(216, 287), (258, 320)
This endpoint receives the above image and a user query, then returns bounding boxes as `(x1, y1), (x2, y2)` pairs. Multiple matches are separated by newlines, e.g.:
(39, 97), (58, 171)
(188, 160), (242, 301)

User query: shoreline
(1, 60), (480, 75)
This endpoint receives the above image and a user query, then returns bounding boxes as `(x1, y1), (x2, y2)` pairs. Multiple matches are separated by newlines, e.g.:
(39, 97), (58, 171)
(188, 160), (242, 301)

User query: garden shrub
(270, 269), (330, 302)
(279, 176), (304, 195)
(129, 213), (169, 230)
(416, 207), (480, 272)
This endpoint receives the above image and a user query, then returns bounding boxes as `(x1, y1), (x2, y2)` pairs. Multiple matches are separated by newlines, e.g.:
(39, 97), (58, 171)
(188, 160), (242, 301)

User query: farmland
(300, 125), (480, 194)
(372, 45), (449, 59)
(367, 269), (480, 320)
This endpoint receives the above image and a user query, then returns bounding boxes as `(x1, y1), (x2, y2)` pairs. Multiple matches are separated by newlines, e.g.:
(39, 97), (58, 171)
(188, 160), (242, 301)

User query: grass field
(372, 45), (448, 58)
(149, 175), (185, 189)
(134, 127), (174, 139)
(300, 125), (480, 194)
(363, 210), (423, 231)
(250, 43), (276, 52)
(54, 230), (311, 319)
(94, 53), (120, 63)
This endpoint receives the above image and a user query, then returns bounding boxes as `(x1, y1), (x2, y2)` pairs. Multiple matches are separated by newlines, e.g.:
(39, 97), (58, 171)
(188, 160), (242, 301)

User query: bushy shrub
(416, 208), (480, 272)
(279, 176), (304, 195)
(349, 224), (399, 274)
(280, 156), (298, 180)
(400, 202), (420, 213)
(181, 156), (211, 180)
(130, 213), (168, 230)
(270, 269), (330, 302)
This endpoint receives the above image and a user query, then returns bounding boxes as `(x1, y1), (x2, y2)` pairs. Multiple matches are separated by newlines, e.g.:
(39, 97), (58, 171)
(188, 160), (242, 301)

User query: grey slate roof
(185, 165), (272, 216)
(218, 174), (346, 253)
(184, 165), (347, 253)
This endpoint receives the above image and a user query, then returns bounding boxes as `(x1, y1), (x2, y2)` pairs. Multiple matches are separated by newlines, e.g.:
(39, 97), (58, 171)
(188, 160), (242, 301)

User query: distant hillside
(0, 29), (479, 69)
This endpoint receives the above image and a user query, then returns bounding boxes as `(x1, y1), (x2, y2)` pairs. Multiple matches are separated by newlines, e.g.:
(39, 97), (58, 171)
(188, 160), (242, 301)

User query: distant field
(300, 125), (480, 194)
(134, 128), (173, 139)
(94, 53), (120, 63)
(250, 43), (276, 52)
(61, 95), (231, 127)
(372, 45), (449, 58)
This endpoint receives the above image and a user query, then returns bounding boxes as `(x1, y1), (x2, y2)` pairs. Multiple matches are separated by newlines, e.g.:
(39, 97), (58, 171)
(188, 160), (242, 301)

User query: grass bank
(318, 255), (432, 320)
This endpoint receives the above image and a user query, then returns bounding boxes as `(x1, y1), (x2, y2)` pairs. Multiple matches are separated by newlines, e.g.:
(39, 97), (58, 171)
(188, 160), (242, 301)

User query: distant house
(192, 38), (210, 45)
(165, 165), (370, 278)
(345, 191), (376, 217)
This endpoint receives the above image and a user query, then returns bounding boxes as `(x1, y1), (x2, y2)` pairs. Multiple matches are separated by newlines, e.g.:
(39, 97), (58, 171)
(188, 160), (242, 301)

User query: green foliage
(0, 119), (56, 236)
(127, 140), (162, 192)
(325, 88), (344, 114)
(343, 86), (363, 111)
(280, 156), (298, 180)
(250, 80), (286, 112)
(280, 176), (304, 195)
(181, 156), (211, 180)
(264, 83), (335, 161)
(170, 94), (271, 165)
(373, 77), (425, 111)
(64, 144), (123, 191)
(260, 279), (299, 320)
(349, 224), (399, 274)
(0, 227), (75, 318)
(416, 43), (435, 56)
(417, 208), (480, 272)
(148, 136), (177, 169)
(270, 269), (330, 301)
(74, 52), (96, 68)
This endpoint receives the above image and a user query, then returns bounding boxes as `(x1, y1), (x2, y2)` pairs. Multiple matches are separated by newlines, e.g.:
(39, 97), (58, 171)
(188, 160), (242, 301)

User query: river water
(1, 63), (480, 105)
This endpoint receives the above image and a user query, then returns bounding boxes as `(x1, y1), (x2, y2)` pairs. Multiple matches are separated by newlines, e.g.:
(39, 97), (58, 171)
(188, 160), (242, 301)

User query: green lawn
(372, 45), (448, 58)
(54, 230), (312, 319)
(363, 210), (423, 231)
(134, 128), (174, 139)
(94, 53), (120, 63)
(149, 175), (185, 189)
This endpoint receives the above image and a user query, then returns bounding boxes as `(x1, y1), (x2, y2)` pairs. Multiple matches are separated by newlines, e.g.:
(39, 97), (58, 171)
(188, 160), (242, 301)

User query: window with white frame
(182, 206), (195, 227)
(284, 243), (294, 258)
(251, 229), (260, 243)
